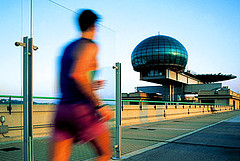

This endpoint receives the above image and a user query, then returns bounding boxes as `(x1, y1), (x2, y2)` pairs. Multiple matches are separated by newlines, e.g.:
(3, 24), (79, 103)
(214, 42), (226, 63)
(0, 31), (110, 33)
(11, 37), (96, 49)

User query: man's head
(78, 9), (100, 32)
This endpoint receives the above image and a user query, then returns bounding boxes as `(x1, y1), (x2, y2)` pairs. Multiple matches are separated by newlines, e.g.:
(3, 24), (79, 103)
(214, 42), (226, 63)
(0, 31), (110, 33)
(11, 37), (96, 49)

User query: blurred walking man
(49, 9), (112, 161)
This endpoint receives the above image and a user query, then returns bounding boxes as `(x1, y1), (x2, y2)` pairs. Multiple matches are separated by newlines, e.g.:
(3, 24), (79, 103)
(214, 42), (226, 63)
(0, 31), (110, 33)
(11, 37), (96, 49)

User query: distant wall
(121, 104), (235, 126)
(0, 104), (56, 142)
(0, 104), (237, 142)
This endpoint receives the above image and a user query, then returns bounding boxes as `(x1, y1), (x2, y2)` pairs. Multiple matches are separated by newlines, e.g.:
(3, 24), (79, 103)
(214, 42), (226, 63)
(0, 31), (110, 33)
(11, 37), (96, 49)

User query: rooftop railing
(0, 94), (227, 106)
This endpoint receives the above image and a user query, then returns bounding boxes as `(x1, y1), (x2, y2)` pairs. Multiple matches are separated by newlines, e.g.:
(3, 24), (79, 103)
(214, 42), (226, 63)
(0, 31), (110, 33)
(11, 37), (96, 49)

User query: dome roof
(131, 35), (188, 72)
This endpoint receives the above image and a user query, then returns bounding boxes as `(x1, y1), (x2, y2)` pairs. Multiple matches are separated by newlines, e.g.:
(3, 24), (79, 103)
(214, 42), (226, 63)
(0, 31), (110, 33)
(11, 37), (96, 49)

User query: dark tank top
(60, 38), (94, 104)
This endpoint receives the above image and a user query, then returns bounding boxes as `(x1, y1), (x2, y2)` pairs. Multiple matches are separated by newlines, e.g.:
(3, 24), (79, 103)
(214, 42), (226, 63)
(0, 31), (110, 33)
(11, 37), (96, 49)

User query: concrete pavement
(123, 112), (240, 161)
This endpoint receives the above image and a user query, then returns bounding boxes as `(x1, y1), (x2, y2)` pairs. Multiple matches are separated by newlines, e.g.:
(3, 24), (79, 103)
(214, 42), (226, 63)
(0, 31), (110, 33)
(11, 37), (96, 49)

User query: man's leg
(49, 137), (73, 161)
(90, 129), (112, 161)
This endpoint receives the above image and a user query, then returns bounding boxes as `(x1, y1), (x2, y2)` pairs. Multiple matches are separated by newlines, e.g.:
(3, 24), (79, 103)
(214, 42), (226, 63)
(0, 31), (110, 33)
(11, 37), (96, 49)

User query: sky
(0, 0), (240, 99)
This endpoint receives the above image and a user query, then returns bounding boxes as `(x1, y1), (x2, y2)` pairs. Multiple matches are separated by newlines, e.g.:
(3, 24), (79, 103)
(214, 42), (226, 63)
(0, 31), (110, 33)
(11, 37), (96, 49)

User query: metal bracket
(15, 41), (38, 51)
(15, 42), (26, 47)
(112, 66), (119, 70)
(112, 144), (124, 160)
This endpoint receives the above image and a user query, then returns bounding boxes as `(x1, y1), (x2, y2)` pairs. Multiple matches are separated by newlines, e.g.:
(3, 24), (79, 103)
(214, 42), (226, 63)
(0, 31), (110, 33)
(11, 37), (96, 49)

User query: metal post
(22, 36), (30, 161)
(7, 97), (12, 115)
(28, 37), (34, 161)
(15, 36), (37, 161)
(169, 84), (172, 102)
(112, 62), (122, 159)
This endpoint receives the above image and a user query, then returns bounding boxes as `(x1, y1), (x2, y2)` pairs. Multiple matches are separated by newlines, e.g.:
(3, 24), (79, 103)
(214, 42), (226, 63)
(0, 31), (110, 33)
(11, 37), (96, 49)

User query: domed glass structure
(131, 35), (188, 72)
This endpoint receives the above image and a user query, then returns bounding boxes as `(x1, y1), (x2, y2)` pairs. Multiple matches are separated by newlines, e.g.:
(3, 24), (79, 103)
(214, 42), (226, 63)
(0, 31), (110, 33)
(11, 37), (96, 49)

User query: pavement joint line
(0, 135), (51, 145)
(121, 115), (239, 160)
(0, 138), (23, 145)
(224, 115), (240, 122)
(128, 126), (195, 131)
(85, 157), (96, 161)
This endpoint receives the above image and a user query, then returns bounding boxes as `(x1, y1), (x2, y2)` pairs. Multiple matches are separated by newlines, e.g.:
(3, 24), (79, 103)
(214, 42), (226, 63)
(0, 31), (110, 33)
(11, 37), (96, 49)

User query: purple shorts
(53, 103), (107, 144)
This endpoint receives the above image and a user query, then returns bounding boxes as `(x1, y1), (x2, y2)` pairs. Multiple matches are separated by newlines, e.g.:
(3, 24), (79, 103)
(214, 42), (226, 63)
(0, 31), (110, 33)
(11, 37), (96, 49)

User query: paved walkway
(123, 114), (240, 161)
(0, 110), (239, 161)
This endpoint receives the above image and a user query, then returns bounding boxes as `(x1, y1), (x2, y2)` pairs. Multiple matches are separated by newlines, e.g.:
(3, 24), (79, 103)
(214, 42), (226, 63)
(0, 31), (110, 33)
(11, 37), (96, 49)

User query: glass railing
(0, 0), (24, 160)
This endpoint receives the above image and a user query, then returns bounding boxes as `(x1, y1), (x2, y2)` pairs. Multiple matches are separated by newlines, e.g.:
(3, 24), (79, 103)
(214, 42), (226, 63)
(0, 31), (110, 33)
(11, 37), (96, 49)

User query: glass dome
(131, 35), (188, 72)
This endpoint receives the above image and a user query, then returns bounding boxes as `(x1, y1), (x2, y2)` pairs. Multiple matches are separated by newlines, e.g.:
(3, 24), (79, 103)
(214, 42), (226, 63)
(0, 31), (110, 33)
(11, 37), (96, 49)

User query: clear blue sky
(0, 0), (240, 99)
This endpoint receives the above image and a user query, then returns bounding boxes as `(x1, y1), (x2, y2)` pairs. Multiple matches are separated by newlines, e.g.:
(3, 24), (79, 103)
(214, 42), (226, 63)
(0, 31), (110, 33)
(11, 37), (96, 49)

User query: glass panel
(32, 1), (116, 160)
(0, 1), (24, 160)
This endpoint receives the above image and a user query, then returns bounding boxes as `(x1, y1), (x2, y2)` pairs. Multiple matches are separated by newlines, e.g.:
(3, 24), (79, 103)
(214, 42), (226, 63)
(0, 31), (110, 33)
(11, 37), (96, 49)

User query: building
(123, 35), (239, 108)
(198, 86), (239, 109)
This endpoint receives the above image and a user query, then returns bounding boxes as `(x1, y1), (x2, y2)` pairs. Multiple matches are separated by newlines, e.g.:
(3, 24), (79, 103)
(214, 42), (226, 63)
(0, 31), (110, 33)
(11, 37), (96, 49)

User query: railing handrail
(0, 94), (227, 106)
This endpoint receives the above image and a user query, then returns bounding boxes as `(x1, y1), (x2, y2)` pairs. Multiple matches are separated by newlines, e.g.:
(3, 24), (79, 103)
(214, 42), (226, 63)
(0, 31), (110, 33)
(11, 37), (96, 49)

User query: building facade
(124, 34), (239, 108)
